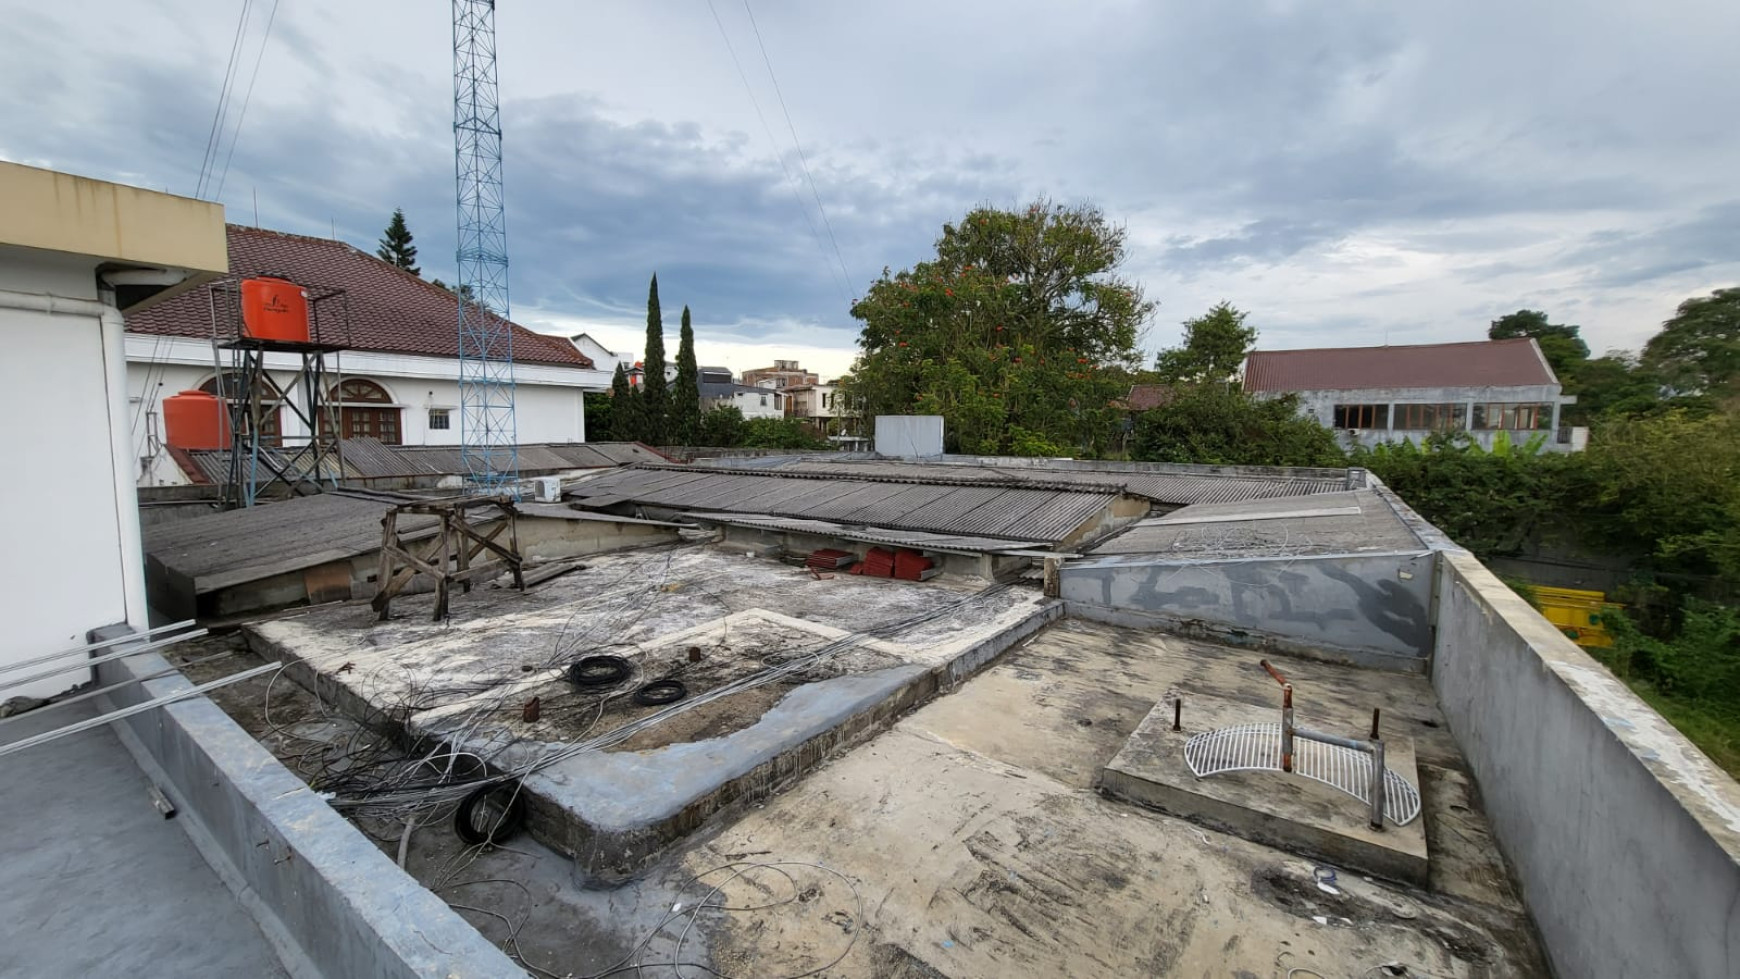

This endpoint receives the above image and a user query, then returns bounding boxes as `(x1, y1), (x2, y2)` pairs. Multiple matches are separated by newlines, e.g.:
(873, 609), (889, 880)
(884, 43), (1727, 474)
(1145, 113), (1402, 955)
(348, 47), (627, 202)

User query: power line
(704, 0), (853, 306)
(214, 0), (283, 201)
(196, 0), (255, 199)
(741, 0), (857, 302)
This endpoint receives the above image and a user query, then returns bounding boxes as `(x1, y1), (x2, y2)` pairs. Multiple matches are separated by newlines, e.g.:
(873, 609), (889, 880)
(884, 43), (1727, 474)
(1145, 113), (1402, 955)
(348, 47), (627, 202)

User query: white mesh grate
(1183, 722), (1422, 826)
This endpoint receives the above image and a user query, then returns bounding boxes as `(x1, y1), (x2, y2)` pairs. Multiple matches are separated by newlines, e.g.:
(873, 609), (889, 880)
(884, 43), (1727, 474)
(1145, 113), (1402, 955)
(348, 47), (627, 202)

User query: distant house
(702, 380), (784, 420)
(569, 332), (631, 371)
(1243, 338), (1584, 451)
(742, 359), (818, 390)
(1120, 383), (1179, 412)
(784, 380), (854, 434)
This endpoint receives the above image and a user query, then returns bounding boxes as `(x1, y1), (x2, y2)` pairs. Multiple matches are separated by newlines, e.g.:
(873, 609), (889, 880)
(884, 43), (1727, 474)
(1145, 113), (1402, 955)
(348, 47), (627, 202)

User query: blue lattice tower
(453, 0), (517, 493)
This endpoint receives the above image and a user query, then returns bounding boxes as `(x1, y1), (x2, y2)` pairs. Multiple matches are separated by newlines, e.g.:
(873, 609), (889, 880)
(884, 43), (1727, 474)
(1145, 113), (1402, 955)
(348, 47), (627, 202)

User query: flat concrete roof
(0, 702), (289, 976)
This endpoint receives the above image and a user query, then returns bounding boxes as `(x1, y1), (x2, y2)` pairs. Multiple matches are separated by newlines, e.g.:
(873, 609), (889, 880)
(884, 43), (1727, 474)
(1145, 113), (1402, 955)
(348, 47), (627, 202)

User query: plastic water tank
(240, 275), (311, 343)
(162, 390), (232, 450)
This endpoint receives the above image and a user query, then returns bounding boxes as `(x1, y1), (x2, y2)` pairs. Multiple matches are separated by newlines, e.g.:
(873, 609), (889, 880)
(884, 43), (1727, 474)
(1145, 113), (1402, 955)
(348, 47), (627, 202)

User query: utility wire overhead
(704, 0), (854, 307)
(741, 0), (858, 302)
(214, 0), (283, 201)
(195, 0), (255, 199)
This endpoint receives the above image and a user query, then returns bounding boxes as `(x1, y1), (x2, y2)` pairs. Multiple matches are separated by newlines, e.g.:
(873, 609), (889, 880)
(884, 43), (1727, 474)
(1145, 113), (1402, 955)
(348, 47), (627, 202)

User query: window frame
(1332, 403), (1390, 430)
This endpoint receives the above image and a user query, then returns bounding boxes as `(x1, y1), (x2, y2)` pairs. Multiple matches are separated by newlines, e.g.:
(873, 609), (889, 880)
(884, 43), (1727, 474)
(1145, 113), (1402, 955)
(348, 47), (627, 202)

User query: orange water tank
(240, 275), (311, 343)
(163, 390), (232, 450)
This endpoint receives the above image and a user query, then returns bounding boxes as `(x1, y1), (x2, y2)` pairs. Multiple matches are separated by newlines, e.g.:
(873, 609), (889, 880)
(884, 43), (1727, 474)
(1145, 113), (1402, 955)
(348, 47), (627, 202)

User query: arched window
(200, 372), (283, 446)
(323, 378), (402, 445)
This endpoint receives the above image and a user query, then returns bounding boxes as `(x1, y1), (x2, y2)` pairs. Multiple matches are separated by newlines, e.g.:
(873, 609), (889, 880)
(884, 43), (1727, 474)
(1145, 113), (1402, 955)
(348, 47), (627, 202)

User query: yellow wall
(0, 161), (227, 275)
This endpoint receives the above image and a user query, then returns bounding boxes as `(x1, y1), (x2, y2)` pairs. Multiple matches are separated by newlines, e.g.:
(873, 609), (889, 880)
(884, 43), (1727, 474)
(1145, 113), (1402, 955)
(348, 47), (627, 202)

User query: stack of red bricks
(849, 547), (933, 580)
(804, 548), (856, 572)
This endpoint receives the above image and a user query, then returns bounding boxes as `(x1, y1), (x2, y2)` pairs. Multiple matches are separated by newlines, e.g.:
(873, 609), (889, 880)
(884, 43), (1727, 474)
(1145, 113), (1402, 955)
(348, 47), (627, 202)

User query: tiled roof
(125, 225), (594, 368)
(1243, 338), (1554, 393)
(1123, 384), (1178, 411)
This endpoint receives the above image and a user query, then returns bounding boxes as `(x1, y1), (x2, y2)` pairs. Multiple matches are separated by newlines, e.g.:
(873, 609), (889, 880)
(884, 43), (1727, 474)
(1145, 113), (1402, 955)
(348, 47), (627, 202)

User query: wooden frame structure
(372, 496), (525, 621)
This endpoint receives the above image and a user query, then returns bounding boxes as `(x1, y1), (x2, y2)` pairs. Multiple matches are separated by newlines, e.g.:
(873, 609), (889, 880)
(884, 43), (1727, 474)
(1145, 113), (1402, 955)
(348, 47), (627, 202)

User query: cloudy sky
(4, 0), (1736, 377)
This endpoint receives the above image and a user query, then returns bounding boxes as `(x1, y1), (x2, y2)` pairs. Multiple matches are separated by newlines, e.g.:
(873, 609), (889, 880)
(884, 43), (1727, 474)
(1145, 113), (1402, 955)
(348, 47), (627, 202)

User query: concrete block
(1100, 693), (1428, 886)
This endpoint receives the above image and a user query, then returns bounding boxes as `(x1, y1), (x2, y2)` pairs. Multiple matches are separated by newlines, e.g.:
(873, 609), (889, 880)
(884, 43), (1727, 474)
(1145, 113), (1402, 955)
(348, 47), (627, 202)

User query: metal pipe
(1172, 697), (1182, 732)
(0, 621), (198, 675)
(0, 629), (209, 692)
(1370, 738), (1387, 830)
(1371, 707), (1381, 740)
(1280, 684), (1294, 772)
(1259, 659), (1288, 687)
(1293, 725), (1376, 753)
(0, 663), (280, 760)
(0, 648), (239, 728)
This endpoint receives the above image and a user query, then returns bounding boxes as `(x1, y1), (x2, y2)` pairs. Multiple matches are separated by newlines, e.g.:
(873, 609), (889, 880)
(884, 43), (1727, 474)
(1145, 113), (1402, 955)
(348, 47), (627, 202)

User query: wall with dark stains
(1059, 550), (1434, 671)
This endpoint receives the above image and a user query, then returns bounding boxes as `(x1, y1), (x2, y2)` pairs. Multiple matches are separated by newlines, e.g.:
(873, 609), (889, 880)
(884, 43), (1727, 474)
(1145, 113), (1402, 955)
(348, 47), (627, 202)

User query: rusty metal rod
(1371, 708), (1381, 740)
(1172, 697), (1181, 732)
(1259, 659), (1288, 687)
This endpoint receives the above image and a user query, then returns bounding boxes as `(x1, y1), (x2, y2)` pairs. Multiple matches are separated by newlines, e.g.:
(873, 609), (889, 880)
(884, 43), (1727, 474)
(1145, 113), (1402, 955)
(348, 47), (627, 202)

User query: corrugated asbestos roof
(687, 513), (1044, 554)
(1242, 338), (1556, 393)
(743, 460), (1346, 506)
(175, 440), (666, 484)
(1087, 489), (1424, 558)
(567, 466), (1117, 543)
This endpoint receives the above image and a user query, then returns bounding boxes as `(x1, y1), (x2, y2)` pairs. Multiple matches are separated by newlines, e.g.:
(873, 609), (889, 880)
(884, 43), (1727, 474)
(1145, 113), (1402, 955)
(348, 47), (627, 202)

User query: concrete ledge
(1100, 696), (1428, 886)
(94, 641), (524, 979)
(1432, 549), (1740, 979)
(1063, 600), (1428, 674)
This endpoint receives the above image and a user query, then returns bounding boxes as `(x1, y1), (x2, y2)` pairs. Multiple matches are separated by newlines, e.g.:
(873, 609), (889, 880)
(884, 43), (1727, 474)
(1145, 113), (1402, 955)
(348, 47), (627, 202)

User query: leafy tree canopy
(1132, 385), (1344, 468)
(1642, 287), (1740, 400)
(841, 199), (1152, 456)
(1488, 309), (1589, 381)
(376, 208), (420, 276)
(699, 404), (746, 447)
(1154, 302), (1256, 384)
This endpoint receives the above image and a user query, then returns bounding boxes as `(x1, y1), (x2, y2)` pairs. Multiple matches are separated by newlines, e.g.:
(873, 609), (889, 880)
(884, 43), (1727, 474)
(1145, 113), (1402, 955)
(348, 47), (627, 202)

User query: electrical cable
(213, 0), (283, 200)
(740, 0), (857, 300)
(195, 0), (255, 199)
(703, 0), (854, 306)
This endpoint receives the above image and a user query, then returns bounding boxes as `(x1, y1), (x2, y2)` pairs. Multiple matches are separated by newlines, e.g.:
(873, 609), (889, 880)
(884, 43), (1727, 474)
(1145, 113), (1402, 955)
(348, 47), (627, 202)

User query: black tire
(568, 655), (632, 688)
(453, 781), (528, 846)
(632, 679), (687, 706)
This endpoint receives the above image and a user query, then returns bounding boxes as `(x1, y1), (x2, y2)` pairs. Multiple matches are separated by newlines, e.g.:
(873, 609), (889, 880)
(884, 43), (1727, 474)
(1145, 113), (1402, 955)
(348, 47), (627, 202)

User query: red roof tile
(1243, 338), (1555, 393)
(1123, 384), (1179, 411)
(124, 225), (593, 368)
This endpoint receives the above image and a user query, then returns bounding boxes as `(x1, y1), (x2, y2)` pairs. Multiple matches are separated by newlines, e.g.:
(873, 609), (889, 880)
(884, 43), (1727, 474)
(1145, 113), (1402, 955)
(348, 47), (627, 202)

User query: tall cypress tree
(608, 362), (641, 441)
(641, 274), (670, 445)
(376, 208), (420, 275)
(673, 305), (702, 446)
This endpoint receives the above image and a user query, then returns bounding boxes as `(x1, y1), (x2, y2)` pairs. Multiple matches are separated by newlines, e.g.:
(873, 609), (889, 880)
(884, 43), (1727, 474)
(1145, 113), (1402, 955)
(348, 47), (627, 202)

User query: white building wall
(1, 254), (145, 698)
(1276, 383), (1582, 453)
(126, 334), (611, 485)
(726, 389), (784, 420)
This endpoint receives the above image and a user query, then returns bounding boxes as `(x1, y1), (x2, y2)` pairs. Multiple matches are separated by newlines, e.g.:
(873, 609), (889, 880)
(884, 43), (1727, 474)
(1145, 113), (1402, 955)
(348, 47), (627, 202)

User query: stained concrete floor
(0, 700), (290, 979)
(245, 543), (1056, 879)
(184, 614), (1548, 977)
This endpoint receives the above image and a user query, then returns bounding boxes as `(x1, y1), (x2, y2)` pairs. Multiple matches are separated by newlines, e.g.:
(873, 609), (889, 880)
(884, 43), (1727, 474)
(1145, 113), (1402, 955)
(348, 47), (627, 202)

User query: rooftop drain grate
(1183, 723), (1422, 826)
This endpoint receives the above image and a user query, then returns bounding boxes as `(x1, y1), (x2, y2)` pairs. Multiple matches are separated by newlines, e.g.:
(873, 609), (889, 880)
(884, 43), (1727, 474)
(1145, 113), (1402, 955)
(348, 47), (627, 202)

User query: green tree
(583, 390), (615, 442)
(844, 199), (1151, 456)
(671, 305), (702, 446)
(1154, 302), (1256, 384)
(608, 362), (644, 442)
(699, 405), (746, 447)
(1488, 309), (1590, 381)
(1583, 409), (1740, 575)
(641, 274), (670, 444)
(376, 208), (420, 275)
(1354, 434), (1577, 557)
(1132, 385), (1344, 468)
(1643, 287), (1740, 400)
(742, 417), (830, 450)
(1569, 351), (1664, 419)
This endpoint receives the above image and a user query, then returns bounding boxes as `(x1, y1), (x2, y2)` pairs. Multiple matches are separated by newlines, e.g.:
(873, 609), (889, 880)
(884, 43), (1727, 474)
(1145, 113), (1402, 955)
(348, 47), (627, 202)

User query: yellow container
(1532, 585), (1620, 648)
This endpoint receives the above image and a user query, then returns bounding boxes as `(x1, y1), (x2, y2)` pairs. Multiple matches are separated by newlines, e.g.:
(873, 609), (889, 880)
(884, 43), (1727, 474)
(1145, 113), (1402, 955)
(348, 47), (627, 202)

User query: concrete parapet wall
(1059, 551), (1434, 671)
(95, 643), (524, 979)
(1431, 550), (1740, 979)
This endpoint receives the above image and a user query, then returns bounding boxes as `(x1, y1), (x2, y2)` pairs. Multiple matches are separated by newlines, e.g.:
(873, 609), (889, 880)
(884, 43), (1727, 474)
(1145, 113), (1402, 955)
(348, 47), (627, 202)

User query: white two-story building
(124, 225), (614, 485)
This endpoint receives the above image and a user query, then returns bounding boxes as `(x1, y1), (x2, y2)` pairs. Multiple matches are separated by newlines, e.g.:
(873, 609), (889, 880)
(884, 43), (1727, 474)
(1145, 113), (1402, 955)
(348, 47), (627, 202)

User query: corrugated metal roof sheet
(566, 467), (1119, 543)
(1243, 338), (1556, 393)
(762, 459), (1345, 506)
(688, 512), (1045, 554)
